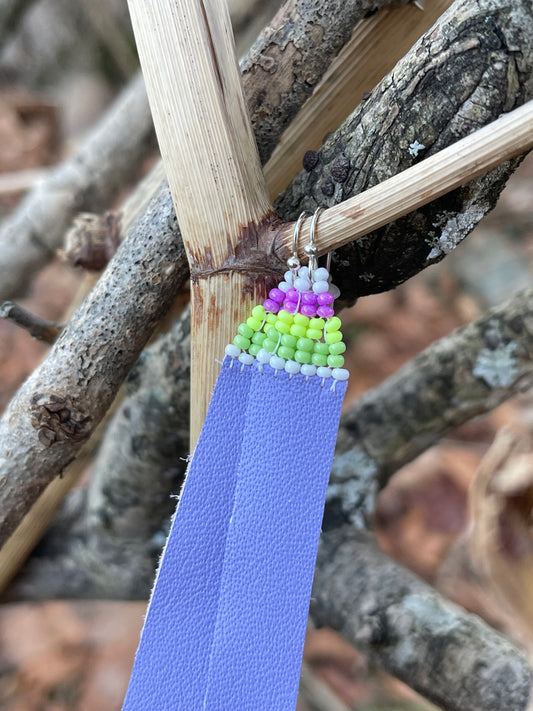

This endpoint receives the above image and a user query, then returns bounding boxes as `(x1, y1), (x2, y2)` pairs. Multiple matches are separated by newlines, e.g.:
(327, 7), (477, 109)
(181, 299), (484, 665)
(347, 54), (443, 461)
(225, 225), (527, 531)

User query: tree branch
(0, 73), (154, 301)
(311, 528), (533, 711)
(0, 301), (62, 343)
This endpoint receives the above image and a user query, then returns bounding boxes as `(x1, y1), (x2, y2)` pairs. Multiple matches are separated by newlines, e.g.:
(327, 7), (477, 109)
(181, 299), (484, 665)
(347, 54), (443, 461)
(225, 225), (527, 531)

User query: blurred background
(0, 0), (532, 709)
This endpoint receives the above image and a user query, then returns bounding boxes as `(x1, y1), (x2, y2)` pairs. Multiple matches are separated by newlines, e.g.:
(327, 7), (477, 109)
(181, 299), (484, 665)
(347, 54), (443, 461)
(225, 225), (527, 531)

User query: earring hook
(288, 211), (307, 272)
(305, 207), (323, 275)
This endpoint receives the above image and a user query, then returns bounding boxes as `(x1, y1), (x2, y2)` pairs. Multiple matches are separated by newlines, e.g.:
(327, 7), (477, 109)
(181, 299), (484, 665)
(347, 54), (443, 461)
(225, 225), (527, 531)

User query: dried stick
(0, 73), (154, 301)
(0, 301), (62, 343)
(312, 529), (533, 711)
(264, 0), (454, 197)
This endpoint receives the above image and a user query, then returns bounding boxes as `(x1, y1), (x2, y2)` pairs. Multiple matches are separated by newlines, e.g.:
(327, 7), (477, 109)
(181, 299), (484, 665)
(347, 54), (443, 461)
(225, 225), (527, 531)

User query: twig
(0, 73), (154, 301)
(0, 301), (62, 343)
(312, 529), (533, 711)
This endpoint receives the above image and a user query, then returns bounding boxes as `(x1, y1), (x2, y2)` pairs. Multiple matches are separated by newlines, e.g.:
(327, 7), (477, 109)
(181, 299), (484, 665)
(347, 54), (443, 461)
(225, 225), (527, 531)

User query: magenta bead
(317, 292), (335, 305)
(300, 304), (317, 318)
(286, 287), (299, 302)
(269, 288), (285, 303)
(301, 292), (317, 305)
(263, 298), (280, 313)
(282, 300), (298, 313)
(318, 305), (335, 318)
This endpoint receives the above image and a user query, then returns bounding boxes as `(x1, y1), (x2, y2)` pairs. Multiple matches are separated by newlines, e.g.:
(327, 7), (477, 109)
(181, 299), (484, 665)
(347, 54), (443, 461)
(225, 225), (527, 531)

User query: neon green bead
(296, 337), (313, 352)
(294, 349), (312, 364)
(311, 353), (328, 366)
(278, 345), (295, 360)
(293, 313), (310, 327)
(249, 343), (261, 356)
(252, 305), (266, 319)
(246, 317), (262, 331)
(325, 316), (342, 332)
(263, 338), (277, 352)
(275, 320), (290, 334)
(277, 309), (293, 325)
(327, 354), (345, 368)
(281, 334), (297, 348)
(306, 328), (322, 340)
(309, 317), (325, 330)
(313, 342), (329, 355)
(329, 341), (346, 355)
(290, 324), (307, 338)
(252, 332), (266, 345)
(238, 323), (254, 339)
(233, 334), (251, 350)
(266, 326), (278, 340)
(326, 330), (343, 344)
(266, 313), (277, 325)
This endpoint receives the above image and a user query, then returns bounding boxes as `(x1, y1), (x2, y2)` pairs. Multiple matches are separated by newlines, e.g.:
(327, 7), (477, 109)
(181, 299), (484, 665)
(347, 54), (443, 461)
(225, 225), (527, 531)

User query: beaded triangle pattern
(225, 264), (349, 389)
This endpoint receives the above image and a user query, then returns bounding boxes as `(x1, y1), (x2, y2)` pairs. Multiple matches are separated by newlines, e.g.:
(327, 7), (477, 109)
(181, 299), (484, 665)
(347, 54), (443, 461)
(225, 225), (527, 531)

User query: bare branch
(0, 73), (154, 301)
(0, 301), (62, 343)
(311, 528), (533, 711)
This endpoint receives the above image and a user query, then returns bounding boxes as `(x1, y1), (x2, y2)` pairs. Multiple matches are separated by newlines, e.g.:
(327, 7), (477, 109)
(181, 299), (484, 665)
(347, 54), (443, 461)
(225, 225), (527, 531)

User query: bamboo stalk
(127, 0), (271, 444)
(277, 100), (533, 258)
(264, 0), (454, 198)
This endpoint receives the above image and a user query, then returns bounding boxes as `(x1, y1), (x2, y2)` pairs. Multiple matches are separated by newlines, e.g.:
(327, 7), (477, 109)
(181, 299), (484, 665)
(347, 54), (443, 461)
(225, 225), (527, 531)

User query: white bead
(313, 267), (329, 282)
(256, 348), (271, 364)
(238, 353), (254, 366)
(270, 355), (286, 370)
(329, 283), (341, 299)
(312, 280), (330, 294)
(284, 360), (300, 374)
(278, 281), (291, 293)
(284, 270), (294, 285)
(294, 277), (311, 291)
(332, 368), (349, 381)
(317, 366), (332, 379)
(300, 364), (317, 377)
(225, 344), (240, 358)
(298, 266), (309, 277)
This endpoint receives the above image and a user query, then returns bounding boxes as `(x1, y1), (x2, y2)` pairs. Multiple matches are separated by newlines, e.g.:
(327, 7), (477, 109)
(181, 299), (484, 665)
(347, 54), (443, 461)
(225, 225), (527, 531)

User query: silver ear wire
(305, 207), (323, 275)
(288, 211), (307, 271)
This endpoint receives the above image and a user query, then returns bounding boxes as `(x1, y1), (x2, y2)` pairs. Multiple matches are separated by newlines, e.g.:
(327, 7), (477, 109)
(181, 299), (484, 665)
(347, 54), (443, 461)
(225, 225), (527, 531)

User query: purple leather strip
(122, 358), (252, 711)
(203, 365), (347, 710)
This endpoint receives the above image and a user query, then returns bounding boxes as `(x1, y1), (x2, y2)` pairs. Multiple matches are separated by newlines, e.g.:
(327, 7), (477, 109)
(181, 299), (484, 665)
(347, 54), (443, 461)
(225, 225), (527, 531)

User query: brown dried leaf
(469, 427), (533, 644)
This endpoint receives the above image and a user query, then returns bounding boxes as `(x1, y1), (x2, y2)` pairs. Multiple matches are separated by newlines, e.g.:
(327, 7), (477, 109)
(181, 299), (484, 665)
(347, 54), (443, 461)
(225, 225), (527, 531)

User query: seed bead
(325, 316), (342, 332)
(256, 348), (271, 364)
(286, 288), (299, 301)
(300, 305), (317, 318)
(270, 355), (286, 370)
(278, 281), (291, 293)
(294, 277), (311, 291)
(317, 306), (335, 319)
(293, 313), (310, 327)
(266, 326), (277, 340)
(252, 305), (266, 319)
(275, 320), (290, 334)
(263, 338), (277, 352)
(239, 353), (254, 366)
(296, 337), (313, 352)
(312, 280), (330, 294)
(282, 300), (298, 314)
(317, 366), (332, 379)
(301, 292), (317, 305)
(290, 324), (307, 338)
(249, 343), (261, 356)
(311, 353), (328, 367)
(225, 344), (240, 358)
(233, 334), (250, 350)
(246, 317), (262, 331)
(327, 354), (345, 368)
(329, 341), (346, 355)
(277, 310), (293, 325)
(263, 299), (279, 313)
(278, 345), (295, 360)
(281, 334), (297, 348)
(306, 328), (322, 340)
(332, 368), (350, 381)
(285, 360), (300, 375)
(325, 330), (343, 344)
(265, 313), (277, 325)
(313, 342), (329, 355)
(317, 292), (334, 306)
(313, 267), (329, 282)
(294, 349), (312, 364)
(238, 323), (254, 339)
(252, 332), (266, 345)
(269, 288), (285, 303)
(309, 317), (325, 330)
(284, 270), (294, 284)
(300, 363), (317, 378)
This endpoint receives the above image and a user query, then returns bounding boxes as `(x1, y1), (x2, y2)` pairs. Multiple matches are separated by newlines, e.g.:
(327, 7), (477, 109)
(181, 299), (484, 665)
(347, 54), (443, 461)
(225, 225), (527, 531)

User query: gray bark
(312, 529), (533, 711)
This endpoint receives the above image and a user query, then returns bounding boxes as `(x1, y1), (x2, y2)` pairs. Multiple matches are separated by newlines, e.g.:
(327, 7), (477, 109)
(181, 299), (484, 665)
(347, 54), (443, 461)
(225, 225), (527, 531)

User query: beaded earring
(225, 208), (349, 389)
(121, 208), (349, 711)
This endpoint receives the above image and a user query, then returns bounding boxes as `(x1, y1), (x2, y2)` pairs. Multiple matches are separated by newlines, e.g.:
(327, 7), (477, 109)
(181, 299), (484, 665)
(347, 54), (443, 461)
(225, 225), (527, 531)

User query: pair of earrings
(225, 208), (349, 387)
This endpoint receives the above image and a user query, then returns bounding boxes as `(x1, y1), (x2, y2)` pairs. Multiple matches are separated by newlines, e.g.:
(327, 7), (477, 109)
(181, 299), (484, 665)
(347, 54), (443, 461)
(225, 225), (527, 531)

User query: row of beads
(263, 266), (340, 319)
(224, 343), (350, 382)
